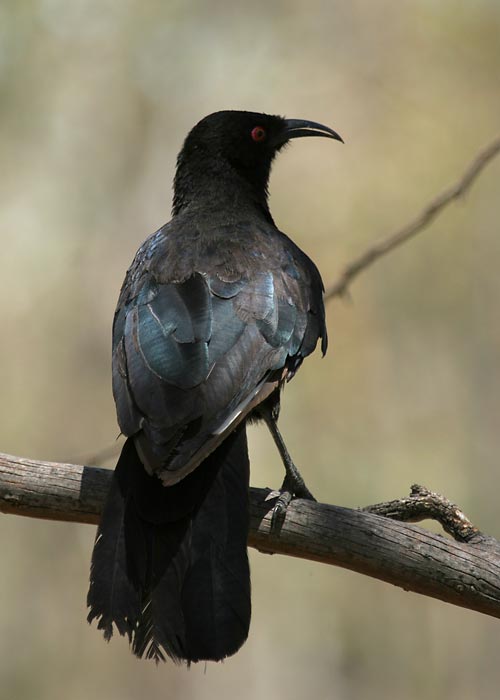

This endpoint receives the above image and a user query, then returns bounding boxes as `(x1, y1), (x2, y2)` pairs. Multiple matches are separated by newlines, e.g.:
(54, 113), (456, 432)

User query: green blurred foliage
(1, 1), (500, 698)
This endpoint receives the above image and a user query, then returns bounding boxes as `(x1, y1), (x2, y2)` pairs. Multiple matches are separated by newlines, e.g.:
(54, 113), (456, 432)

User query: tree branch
(325, 136), (500, 301)
(1, 451), (500, 620)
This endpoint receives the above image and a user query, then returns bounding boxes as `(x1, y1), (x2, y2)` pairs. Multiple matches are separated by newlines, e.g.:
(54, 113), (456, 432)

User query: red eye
(251, 126), (266, 142)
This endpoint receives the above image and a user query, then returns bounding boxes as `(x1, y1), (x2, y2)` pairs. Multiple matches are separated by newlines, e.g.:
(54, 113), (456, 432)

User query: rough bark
(1, 451), (500, 620)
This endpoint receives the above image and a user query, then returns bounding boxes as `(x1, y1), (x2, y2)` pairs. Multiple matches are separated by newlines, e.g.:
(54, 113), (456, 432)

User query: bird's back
(112, 211), (327, 484)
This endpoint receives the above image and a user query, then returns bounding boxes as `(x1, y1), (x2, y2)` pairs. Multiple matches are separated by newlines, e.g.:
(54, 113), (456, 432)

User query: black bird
(87, 110), (342, 663)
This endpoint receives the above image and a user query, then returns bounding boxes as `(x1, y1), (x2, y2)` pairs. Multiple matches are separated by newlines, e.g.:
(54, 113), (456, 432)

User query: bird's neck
(172, 157), (274, 224)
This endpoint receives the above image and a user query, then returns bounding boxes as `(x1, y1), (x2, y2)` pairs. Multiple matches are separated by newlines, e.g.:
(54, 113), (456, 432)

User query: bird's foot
(268, 473), (316, 534)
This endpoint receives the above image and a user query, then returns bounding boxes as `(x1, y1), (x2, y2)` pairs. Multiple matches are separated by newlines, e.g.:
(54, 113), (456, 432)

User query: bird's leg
(262, 406), (316, 531)
(265, 415), (316, 499)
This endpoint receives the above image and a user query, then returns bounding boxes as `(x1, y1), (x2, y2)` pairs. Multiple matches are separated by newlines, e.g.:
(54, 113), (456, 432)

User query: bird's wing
(112, 229), (325, 486)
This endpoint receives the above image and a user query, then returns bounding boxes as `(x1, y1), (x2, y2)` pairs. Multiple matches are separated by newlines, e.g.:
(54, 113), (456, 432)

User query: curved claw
(270, 491), (293, 533)
(269, 476), (317, 534)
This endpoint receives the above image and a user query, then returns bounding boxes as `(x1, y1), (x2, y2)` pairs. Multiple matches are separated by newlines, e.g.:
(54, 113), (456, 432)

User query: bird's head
(173, 110), (343, 218)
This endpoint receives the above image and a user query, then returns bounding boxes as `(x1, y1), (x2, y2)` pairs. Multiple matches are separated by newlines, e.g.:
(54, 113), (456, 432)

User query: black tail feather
(182, 433), (251, 661)
(87, 425), (251, 663)
(87, 441), (142, 641)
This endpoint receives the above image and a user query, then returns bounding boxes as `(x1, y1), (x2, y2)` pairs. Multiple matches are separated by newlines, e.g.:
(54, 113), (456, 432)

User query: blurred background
(1, 1), (500, 698)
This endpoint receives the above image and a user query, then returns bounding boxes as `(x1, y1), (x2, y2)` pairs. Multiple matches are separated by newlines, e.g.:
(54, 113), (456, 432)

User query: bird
(87, 110), (343, 664)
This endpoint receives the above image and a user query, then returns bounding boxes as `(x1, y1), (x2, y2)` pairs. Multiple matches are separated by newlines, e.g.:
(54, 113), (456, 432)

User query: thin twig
(325, 136), (500, 301)
(68, 440), (123, 467)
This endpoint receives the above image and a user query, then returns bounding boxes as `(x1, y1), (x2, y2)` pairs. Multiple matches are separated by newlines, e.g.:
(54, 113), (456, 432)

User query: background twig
(325, 136), (500, 301)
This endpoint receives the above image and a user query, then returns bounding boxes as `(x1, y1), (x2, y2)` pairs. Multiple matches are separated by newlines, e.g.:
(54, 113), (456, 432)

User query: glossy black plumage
(87, 110), (341, 663)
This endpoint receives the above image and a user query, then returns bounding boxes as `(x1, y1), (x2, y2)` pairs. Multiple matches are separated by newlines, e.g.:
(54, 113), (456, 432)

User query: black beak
(282, 119), (344, 144)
